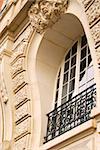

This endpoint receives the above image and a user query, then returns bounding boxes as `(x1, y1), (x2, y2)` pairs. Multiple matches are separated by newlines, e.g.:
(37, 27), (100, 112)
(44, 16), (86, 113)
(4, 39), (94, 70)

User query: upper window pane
(65, 51), (70, 61)
(81, 47), (87, 60)
(71, 56), (76, 67)
(72, 42), (77, 55)
(81, 35), (87, 48)
(64, 61), (69, 72)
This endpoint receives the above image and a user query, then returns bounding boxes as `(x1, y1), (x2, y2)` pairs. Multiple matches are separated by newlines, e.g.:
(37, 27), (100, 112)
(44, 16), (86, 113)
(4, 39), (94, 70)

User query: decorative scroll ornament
(28, 0), (69, 33)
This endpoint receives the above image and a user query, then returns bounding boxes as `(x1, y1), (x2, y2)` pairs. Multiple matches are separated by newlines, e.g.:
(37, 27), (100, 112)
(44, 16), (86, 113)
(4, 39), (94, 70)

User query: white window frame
(54, 35), (94, 109)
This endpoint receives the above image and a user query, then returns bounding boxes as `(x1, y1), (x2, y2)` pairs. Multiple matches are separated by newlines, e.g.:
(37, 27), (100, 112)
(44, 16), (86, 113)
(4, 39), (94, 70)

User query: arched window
(54, 34), (94, 108)
(44, 34), (96, 143)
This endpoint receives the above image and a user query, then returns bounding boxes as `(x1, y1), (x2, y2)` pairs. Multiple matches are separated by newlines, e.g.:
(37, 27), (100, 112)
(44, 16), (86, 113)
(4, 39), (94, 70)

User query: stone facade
(0, 0), (100, 150)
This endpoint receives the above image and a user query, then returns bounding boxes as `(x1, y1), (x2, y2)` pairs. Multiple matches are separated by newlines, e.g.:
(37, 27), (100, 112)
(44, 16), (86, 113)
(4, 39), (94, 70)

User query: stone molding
(10, 25), (34, 149)
(28, 0), (69, 34)
(82, 0), (100, 66)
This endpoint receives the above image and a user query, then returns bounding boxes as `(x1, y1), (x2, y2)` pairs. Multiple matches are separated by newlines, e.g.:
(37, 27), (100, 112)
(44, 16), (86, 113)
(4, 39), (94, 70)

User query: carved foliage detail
(28, 0), (69, 33)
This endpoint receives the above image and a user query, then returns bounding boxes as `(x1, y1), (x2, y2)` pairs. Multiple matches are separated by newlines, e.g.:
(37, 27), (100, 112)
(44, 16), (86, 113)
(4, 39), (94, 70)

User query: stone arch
(27, 0), (100, 149)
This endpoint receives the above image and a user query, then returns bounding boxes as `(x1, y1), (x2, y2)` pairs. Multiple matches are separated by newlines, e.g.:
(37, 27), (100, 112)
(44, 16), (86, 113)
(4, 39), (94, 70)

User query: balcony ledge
(40, 119), (96, 150)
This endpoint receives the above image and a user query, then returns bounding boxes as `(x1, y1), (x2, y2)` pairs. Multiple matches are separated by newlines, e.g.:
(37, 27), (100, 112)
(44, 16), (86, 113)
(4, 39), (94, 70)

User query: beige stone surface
(0, 0), (100, 150)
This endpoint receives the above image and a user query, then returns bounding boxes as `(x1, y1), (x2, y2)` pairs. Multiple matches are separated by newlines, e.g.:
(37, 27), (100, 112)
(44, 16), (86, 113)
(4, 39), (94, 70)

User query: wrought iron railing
(44, 84), (96, 143)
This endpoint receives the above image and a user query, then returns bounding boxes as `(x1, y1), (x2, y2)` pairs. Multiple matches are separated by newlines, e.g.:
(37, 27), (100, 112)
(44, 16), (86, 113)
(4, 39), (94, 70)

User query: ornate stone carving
(0, 56), (9, 104)
(28, 0), (69, 33)
(11, 26), (33, 63)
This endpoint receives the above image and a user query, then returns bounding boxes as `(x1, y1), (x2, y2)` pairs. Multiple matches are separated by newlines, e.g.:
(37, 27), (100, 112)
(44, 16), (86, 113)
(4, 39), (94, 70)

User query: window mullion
(58, 61), (65, 107)
(75, 38), (81, 94)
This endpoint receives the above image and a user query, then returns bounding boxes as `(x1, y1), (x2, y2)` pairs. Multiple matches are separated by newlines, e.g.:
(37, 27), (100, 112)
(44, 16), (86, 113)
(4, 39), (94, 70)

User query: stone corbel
(28, 0), (69, 34)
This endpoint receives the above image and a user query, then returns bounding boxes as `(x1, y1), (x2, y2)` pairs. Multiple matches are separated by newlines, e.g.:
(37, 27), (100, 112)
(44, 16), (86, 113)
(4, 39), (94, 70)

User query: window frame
(53, 35), (94, 109)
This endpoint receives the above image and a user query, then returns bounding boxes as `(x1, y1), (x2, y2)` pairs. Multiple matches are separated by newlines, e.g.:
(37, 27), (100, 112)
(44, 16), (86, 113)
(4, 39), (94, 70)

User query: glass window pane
(72, 42), (77, 55)
(62, 84), (68, 97)
(87, 66), (94, 81)
(57, 78), (60, 89)
(79, 71), (87, 86)
(68, 93), (73, 100)
(88, 55), (92, 66)
(65, 51), (70, 61)
(69, 79), (75, 92)
(71, 55), (76, 67)
(79, 71), (85, 81)
(80, 58), (86, 72)
(88, 47), (90, 54)
(79, 84), (87, 93)
(81, 47), (87, 60)
(61, 97), (67, 104)
(64, 61), (69, 72)
(55, 90), (58, 102)
(70, 67), (76, 79)
(81, 35), (87, 47)
(87, 79), (94, 88)
(63, 72), (68, 84)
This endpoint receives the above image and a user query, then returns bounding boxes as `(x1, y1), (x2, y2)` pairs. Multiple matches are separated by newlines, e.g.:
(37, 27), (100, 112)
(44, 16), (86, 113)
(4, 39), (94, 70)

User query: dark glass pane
(64, 61), (69, 72)
(70, 67), (76, 79)
(57, 78), (60, 89)
(61, 97), (67, 104)
(65, 51), (70, 61)
(63, 72), (68, 84)
(80, 58), (86, 72)
(79, 71), (85, 81)
(62, 84), (68, 97)
(71, 55), (76, 67)
(68, 93), (73, 100)
(81, 47), (87, 60)
(88, 55), (92, 66)
(72, 42), (77, 55)
(81, 35), (87, 48)
(88, 47), (90, 54)
(54, 102), (57, 108)
(69, 79), (75, 92)
(55, 90), (58, 102)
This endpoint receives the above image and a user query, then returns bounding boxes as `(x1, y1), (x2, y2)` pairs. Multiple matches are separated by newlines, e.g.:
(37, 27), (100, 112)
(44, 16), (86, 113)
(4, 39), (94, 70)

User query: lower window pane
(62, 84), (68, 97)
(80, 59), (86, 72)
(69, 79), (75, 92)
(63, 72), (68, 84)
(61, 97), (67, 104)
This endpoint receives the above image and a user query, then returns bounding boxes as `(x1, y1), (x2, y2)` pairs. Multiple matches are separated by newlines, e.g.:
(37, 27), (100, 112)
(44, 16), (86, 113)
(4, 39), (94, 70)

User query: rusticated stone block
(86, 0), (100, 25)
(15, 84), (28, 106)
(91, 21), (100, 46)
(15, 101), (30, 122)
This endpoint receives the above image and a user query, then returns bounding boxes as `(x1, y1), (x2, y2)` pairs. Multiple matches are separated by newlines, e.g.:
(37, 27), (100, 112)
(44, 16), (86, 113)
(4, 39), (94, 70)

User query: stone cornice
(28, 0), (69, 34)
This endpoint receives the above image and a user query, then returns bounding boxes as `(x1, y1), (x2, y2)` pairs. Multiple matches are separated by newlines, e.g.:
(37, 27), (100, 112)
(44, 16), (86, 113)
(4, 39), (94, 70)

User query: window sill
(40, 119), (96, 150)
